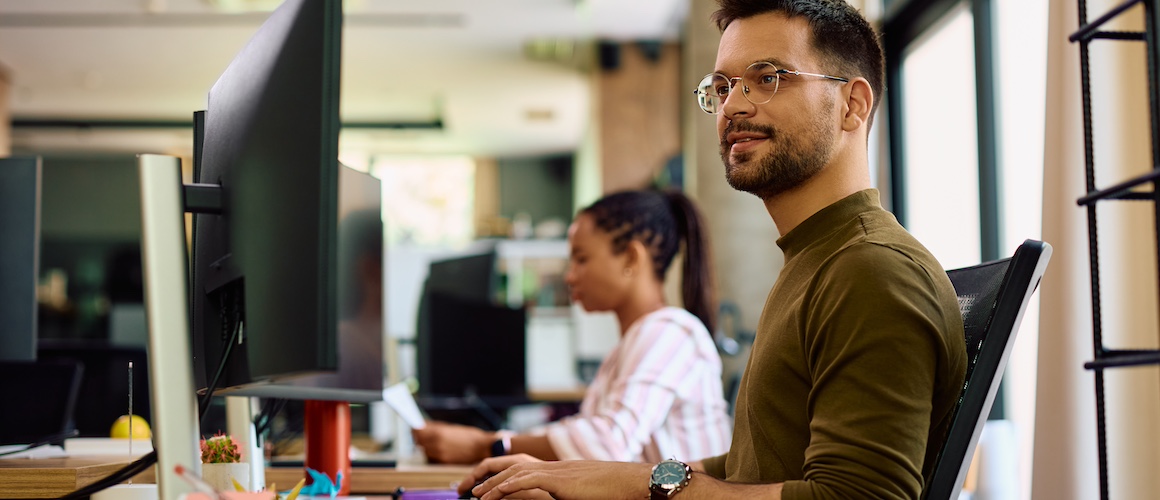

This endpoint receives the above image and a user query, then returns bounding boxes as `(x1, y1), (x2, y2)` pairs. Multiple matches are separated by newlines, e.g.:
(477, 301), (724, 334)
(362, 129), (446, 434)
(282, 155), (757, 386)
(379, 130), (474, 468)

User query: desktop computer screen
(188, 0), (384, 403)
(415, 250), (527, 403)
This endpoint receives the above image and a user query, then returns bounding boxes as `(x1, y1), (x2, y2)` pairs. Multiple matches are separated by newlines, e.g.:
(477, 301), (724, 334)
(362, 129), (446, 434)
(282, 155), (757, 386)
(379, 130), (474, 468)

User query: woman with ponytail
(413, 188), (732, 465)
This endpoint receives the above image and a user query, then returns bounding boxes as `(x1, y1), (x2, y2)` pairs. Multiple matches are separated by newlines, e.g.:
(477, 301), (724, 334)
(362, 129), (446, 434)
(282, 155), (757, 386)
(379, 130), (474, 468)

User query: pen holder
(201, 462), (250, 491)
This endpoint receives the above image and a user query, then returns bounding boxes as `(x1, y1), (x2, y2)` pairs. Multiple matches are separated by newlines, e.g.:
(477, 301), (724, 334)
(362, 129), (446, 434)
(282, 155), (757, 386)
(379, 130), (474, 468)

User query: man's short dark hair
(712, 0), (885, 125)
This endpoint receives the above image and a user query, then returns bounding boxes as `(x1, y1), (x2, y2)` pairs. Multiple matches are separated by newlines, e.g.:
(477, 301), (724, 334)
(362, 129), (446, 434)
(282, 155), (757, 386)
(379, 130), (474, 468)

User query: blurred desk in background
(527, 386), (587, 403)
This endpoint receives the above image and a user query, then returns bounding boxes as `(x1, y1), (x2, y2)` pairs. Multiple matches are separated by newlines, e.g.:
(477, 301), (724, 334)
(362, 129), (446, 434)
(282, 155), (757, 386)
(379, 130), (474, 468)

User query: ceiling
(0, 0), (689, 159)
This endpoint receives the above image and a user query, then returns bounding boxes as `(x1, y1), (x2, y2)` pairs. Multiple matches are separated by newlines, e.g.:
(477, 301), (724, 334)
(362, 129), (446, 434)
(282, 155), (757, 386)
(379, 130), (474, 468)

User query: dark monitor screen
(0, 359), (82, 445)
(0, 157), (41, 362)
(415, 250), (527, 400)
(189, 0), (384, 402)
(422, 292), (526, 399)
(36, 341), (151, 438)
(424, 251), (498, 304)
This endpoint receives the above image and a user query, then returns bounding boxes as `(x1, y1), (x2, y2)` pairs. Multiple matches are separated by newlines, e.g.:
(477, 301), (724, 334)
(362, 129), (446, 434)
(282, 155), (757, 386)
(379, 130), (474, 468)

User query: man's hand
(471, 459), (652, 500)
(456, 454), (546, 498)
(411, 421), (492, 464)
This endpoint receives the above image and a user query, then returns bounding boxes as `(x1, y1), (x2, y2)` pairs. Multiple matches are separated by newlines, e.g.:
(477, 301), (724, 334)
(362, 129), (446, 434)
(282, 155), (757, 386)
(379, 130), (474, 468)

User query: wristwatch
(648, 459), (692, 499)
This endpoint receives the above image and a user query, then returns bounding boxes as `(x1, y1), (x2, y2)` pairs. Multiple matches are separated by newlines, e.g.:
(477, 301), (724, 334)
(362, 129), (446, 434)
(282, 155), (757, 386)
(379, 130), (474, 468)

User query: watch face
(651, 461), (687, 486)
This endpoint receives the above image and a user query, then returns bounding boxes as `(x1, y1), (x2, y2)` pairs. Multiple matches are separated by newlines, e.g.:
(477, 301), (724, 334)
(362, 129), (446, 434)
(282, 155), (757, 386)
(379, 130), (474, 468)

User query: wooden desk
(0, 456), (149, 499)
(527, 386), (588, 402)
(0, 456), (470, 498)
(266, 464), (471, 494)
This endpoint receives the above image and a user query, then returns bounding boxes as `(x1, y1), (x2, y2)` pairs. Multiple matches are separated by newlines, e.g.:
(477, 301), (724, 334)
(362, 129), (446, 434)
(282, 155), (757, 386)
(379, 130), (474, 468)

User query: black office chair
(0, 359), (84, 445)
(921, 239), (1052, 500)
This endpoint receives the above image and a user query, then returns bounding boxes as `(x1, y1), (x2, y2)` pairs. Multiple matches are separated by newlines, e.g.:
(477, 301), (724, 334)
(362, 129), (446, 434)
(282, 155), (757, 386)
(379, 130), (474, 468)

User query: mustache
(721, 120), (776, 144)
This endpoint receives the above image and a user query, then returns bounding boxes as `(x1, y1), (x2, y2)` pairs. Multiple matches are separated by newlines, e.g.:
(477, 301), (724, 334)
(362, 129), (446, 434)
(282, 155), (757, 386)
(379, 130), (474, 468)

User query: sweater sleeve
(781, 244), (949, 500)
(545, 316), (699, 462)
(701, 454), (728, 479)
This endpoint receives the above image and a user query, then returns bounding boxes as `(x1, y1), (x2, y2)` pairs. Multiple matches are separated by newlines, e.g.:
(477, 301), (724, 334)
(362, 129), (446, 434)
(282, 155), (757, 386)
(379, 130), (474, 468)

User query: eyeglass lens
(696, 62), (781, 114)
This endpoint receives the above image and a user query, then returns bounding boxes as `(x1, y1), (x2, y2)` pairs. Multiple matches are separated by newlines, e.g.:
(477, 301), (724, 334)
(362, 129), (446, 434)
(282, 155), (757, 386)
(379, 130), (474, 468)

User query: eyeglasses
(693, 61), (849, 114)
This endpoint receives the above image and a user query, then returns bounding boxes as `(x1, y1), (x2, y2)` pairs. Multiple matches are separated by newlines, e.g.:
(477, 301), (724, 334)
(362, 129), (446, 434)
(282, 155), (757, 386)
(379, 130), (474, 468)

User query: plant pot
(200, 462), (250, 491)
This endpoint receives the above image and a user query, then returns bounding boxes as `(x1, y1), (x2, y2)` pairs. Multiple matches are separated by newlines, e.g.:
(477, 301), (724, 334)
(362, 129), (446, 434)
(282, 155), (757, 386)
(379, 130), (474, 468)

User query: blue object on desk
(287, 467), (344, 498)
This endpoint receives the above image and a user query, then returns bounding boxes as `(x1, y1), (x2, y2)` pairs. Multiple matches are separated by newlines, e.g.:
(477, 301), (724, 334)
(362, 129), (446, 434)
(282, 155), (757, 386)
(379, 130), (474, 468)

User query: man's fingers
(473, 461), (524, 498)
(481, 468), (552, 500)
(460, 456), (504, 494)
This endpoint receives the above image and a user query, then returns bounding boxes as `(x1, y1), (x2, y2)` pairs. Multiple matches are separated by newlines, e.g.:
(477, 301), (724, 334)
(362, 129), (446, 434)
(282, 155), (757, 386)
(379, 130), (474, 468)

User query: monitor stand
(138, 154), (200, 498)
(304, 400), (352, 495)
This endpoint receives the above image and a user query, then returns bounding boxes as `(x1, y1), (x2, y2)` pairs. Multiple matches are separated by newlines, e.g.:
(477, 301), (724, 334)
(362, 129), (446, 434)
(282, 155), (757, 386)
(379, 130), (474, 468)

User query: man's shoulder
(822, 238), (938, 282)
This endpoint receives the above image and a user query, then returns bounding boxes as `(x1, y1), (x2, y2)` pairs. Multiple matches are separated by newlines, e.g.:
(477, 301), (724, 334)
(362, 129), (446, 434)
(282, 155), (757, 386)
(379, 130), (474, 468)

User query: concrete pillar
(596, 41), (682, 193)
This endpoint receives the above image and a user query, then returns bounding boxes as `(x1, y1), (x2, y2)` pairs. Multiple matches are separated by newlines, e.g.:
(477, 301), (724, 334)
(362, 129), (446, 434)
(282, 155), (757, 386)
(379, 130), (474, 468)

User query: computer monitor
(423, 292), (526, 399)
(188, 0), (384, 402)
(0, 156), (41, 362)
(415, 250), (527, 402)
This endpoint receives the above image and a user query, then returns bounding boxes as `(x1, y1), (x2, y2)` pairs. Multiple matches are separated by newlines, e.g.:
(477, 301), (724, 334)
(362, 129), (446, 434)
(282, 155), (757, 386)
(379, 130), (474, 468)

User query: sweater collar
(775, 188), (883, 261)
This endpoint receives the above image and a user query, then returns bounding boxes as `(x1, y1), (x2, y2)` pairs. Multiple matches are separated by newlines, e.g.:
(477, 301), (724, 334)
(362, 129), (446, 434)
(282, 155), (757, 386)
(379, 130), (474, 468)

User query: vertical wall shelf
(1070, 0), (1160, 498)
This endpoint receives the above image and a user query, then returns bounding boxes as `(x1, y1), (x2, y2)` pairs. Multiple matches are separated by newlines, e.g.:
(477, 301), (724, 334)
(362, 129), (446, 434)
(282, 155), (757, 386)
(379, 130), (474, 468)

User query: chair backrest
(921, 239), (1052, 500)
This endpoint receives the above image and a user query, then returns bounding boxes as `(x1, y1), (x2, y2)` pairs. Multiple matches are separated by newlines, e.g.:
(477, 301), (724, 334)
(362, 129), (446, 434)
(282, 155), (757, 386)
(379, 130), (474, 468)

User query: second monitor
(416, 251), (527, 405)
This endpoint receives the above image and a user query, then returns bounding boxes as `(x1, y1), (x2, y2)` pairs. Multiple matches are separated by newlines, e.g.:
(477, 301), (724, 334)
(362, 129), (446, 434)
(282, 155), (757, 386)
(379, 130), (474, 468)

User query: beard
(719, 107), (837, 200)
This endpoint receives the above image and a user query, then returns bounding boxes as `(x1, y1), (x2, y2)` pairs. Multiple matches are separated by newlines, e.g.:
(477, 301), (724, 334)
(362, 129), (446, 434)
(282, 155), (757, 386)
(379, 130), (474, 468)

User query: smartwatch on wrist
(648, 459), (692, 499)
(489, 434), (511, 457)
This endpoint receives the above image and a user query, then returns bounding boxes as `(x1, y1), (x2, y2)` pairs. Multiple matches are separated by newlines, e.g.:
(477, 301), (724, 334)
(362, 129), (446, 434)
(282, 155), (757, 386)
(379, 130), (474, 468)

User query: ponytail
(665, 190), (717, 334)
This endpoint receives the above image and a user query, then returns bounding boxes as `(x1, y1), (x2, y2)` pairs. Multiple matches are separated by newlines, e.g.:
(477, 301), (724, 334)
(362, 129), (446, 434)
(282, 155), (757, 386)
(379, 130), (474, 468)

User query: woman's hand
(456, 454), (546, 498)
(411, 421), (493, 464)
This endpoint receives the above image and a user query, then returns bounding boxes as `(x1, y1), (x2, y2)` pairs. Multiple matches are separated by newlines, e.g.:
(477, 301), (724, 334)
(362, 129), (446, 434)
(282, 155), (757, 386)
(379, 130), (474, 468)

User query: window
(898, 3), (982, 269)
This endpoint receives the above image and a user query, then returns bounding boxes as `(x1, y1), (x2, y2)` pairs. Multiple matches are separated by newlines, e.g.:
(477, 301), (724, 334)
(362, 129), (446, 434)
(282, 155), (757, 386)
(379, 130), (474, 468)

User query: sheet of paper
(0, 444), (68, 459)
(382, 381), (426, 429)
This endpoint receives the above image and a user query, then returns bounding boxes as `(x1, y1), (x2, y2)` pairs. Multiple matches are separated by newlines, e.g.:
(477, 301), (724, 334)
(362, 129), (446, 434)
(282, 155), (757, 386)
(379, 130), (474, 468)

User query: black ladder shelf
(1070, 0), (1160, 498)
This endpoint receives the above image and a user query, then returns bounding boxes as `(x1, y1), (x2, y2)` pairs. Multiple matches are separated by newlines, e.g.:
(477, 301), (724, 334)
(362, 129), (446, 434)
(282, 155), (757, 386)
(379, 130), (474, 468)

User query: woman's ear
(623, 240), (651, 278)
(841, 77), (873, 132)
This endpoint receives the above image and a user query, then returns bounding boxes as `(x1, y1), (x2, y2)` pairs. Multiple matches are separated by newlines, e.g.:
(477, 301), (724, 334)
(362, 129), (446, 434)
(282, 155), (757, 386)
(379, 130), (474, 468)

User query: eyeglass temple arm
(782, 69), (849, 83)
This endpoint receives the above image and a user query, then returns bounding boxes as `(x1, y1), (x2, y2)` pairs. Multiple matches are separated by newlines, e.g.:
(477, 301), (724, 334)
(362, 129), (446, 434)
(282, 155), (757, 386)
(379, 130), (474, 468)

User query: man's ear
(841, 77), (873, 132)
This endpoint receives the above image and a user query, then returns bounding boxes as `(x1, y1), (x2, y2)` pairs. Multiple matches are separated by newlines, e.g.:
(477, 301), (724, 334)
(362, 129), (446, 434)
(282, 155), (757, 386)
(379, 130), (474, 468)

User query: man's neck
(763, 148), (871, 236)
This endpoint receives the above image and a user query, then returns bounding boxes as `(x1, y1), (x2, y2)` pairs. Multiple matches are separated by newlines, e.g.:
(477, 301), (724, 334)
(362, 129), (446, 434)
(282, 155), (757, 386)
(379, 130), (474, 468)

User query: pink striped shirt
(543, 307), (732, 462)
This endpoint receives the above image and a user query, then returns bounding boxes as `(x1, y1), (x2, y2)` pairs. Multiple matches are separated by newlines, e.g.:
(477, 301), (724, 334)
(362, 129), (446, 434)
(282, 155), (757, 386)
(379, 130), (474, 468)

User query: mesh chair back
(922, 239), (1051, 500)
(952, 259), (1010, 388)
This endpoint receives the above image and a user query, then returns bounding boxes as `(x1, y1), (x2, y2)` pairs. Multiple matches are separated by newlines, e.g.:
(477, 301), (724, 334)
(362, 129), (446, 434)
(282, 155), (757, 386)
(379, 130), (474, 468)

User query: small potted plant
(200, 432), (250, 491)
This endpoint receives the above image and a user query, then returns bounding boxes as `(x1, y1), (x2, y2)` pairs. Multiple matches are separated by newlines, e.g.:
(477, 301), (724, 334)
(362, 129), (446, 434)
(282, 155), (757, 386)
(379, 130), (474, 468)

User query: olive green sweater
(702, 189), (966, 499)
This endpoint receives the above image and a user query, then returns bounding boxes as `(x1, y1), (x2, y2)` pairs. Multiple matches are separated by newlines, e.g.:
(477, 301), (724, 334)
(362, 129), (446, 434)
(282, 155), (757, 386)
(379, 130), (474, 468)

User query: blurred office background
(5, 0), (1160, 498)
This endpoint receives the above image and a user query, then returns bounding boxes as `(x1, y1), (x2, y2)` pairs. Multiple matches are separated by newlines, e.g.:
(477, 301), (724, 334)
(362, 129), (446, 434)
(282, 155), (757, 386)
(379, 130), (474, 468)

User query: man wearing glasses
(461, 1), (967, 499)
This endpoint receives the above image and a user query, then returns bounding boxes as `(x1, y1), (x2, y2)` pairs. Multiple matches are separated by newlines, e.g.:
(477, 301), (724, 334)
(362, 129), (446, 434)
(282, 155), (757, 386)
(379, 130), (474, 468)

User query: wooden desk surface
(0, 455), (147, 498)
(0, 456), (471, 498)
(266, 463), (471, 494)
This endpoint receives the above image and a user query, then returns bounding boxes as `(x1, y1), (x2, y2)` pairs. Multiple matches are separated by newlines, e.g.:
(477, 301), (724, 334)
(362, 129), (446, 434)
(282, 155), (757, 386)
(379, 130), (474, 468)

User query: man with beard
(459, 1), (967, 499)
